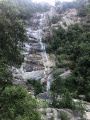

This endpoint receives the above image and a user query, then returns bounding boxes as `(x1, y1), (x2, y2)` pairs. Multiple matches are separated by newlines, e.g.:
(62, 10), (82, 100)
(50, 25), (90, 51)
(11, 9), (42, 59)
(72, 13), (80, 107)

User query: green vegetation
(55, 0), (90, 16)
(0, 0), (50, 119)
(0, 86), (41, 120)
(51, 16), (59, 24)
(50, 116), (54, 120)
(58, 111), (71, 120)
(48, 24), (90, 101)
(41, 111), (47, 115)
(74, 0), (90, 16)
(55, 1), (74, 14)
(27, 79), (44, 95)
(63, 22), (67, 26)
(47, 23), (90, 116)
(0, 0), (28, 97)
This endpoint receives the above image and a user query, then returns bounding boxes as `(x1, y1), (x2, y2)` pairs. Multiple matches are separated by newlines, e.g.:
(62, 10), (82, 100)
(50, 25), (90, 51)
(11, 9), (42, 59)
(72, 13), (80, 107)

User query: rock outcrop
(40, 108), (84, 120)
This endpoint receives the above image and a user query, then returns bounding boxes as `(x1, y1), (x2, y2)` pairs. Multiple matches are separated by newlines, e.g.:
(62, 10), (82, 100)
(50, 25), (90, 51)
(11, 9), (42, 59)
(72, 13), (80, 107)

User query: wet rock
(24, 64), (33, 72)
(30, 43), (45, 52)
(24, 64), (44, 72)
(30, 17), (39, 27)
(37, 92), (52, 102)
(23, 43), (30, 52)
(28, 34), (37, 40)
(13, 70), (45, 81)
(79, 95), (86, 100)
(28, 38), (38, 43)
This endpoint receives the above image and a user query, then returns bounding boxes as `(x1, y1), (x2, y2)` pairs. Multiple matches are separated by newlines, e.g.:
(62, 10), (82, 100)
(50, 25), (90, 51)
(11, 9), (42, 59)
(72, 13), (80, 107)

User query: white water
(12, 13), (51, 91)
(39, 14), (51, 91)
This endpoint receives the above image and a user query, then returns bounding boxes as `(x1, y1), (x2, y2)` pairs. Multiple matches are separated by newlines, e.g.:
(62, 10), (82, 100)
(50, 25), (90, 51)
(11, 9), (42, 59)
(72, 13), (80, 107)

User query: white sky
(33, 0), (74, 5)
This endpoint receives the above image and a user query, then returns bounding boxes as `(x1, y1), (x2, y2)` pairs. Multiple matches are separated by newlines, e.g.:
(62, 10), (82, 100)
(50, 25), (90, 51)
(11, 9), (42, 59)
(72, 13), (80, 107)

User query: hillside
(0, 0), (90, 120)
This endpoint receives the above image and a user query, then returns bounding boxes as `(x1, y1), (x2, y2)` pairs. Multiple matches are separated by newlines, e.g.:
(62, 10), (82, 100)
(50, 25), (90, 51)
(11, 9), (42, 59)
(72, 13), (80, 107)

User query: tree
(0, 86), (41, 120)
(49, 23), (90, 102)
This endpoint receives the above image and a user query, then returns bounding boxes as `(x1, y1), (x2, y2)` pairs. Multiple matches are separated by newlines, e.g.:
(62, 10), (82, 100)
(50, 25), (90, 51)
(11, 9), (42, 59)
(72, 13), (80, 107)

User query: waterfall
(12, 13), (51, 90)
(39, 14), (50, 91)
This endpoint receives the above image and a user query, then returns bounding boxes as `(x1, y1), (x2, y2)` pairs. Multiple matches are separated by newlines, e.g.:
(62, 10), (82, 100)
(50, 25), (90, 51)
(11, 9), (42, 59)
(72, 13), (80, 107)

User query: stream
(39, 14), (51, 91)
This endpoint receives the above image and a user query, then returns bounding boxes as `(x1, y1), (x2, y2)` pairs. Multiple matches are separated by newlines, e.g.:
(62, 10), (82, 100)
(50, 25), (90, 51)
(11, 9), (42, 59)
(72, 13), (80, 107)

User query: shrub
(51, 16), (59, 24)
(56, 47), (64, 54)
(0, 86), (41, 120)
(46, 45), (52, 53)
(63, 22), (67, 26)
(50, 116), (54, 120)
(73, 101), (86, 117)
(58, 111), (71, 120)
(27, 79), (43, 95)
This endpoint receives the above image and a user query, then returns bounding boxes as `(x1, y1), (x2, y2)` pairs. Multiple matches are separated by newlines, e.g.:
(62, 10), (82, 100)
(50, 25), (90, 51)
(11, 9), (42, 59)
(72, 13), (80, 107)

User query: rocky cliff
(11, 13), (56, 91)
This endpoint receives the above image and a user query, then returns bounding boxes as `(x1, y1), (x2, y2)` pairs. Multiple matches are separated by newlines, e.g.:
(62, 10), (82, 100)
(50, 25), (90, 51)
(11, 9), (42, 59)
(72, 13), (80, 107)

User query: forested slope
(47, 0), (90, 106)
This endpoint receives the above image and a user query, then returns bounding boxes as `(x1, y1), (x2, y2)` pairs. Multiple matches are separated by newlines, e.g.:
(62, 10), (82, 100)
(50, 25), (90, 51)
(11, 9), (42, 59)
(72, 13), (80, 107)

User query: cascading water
(39, 14), (51, 91)
(12, 13), (51, 90)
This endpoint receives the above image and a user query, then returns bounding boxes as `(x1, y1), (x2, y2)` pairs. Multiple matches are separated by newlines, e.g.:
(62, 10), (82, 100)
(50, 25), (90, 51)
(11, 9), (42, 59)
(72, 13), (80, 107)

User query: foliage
(51, 16), (59, 24)
(50, 116), (54, 120)
(63, 22), (67, 26)
(48, 23), (90, 102)
(0, 0), (27, 66)
(73, 100), (86, 117)
(38, 99), (49, 109)
(51, 75), (65, 94)
(0, 86), (41, 120)
(55, 1), (74, 14)
(0, 0), (45, 119)
(74, 0), (90, 16)
(27, 79), (43, 95)
(55, 0), (90, 16)
(58, 111), (70, 120)
(0, 58), (12, 95)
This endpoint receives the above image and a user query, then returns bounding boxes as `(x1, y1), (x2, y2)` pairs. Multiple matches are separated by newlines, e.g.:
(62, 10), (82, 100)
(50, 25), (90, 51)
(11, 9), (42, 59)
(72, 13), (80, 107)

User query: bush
(50, 116), (54, 120)
(46, 45), (52, 53)
(51, 16), (59, 24)
(58, 54), (69, 61)
(27, 79), (43, 95)
(56, 47), (64, 54)
(58, 111), (70, 120)
(63, 22), (67, 26)
(73, 101), (86, 117)
(0, 86), (41, 120)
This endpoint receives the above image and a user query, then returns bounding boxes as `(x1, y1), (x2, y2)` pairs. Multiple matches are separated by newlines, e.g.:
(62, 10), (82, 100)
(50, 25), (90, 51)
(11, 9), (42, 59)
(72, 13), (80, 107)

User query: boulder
(37, 92), (52, 102)
(60, 70), (71, 79)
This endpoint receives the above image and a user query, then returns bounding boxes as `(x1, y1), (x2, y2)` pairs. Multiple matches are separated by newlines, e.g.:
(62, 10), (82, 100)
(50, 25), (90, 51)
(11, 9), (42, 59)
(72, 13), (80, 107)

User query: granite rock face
(12, 13), (55, 86)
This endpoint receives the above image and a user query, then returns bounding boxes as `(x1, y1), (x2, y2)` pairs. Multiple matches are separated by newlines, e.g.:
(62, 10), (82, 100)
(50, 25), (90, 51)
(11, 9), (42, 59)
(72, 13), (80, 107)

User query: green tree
(0, 86), (41, 120)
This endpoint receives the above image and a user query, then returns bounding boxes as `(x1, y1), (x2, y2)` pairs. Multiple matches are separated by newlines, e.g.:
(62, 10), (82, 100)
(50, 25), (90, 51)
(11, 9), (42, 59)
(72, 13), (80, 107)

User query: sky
(33, 0), (74, 5)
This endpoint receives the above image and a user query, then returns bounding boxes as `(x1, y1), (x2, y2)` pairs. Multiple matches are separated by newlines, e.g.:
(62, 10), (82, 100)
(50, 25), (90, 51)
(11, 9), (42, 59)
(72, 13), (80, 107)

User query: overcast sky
(33, 0), (74, 5)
